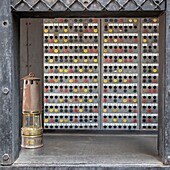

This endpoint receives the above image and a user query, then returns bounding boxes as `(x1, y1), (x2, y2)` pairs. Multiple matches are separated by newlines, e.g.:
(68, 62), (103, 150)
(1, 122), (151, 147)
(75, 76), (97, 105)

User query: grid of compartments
(141, 18), (159, 130)
(43, 18), (159, 131)
(43, 18), (100, 130)
(101, 18), (140, 130)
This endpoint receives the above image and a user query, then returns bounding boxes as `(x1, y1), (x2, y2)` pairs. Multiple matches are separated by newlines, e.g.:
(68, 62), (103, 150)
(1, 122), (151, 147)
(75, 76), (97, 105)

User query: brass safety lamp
(21, 72), (43, 148)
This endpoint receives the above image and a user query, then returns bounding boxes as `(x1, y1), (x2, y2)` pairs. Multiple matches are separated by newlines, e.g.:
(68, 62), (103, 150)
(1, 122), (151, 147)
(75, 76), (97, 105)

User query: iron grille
(11, 0), (166, 11)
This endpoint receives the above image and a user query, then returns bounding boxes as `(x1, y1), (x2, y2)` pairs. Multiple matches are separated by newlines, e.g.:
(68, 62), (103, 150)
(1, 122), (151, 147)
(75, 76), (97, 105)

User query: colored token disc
(84, 89), (88, 92)
(94, 29), (98, 33)
(44, 119), (48, 123)
(54, 49), (58, 53)
(104, 79), (108, 83)
(74, 89), (78, 92)
(84, 49), (88, 53)
(118, 69), (122, 73)
(59, 119), (63, 123)
(123, 99), (127, 103)
(55, 109), (58, 112)
(104, 39), (108, 42)
(143, 39), (147, 43)
(109, 29), (113, 32)
(123, 119), (127, 123)
(133, 99), (137, 103)
(69, 79), (73, 83)
(44, 29), (48, 33)
(153, 69), (157, 73)
(114, 39), (118, 42)
(74, 59), (78, 63)
(49, 59), (53, 63)
(89, 99), (93, 103)
(113, 118), (117, 122)
(104, 49), (107, 53)
(103, 109), (107, 112)
(129, 19), (133, 22)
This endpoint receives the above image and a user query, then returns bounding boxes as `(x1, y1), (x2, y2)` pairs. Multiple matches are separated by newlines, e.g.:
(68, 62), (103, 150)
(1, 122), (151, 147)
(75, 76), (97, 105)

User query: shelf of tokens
(142, 64), (159, 73)
(44, 123), (99, 129)
(103, 33), (138, 43)
(44, 53), (99, 63)
(103, 43), (138, 53)
(44, 103), (99, 113)
(142, 94), (158, 103)
(102, 113), (138, 123)
(103, 94), (137, 103)
(142, 74), (158, 83)
(44, 63), (99, 73)
(44, 43), (99, 53)
(43, 20), (99, 33)
(142, 23), (159, 34)
(44, 93), (99, 103)
(142, 84), (158, 93)
(44, 33), (99, 43)
(102, 103), (138, 113)
(103, 54), (138, 63)
(103, 19), (139, 33)
(142, 43), (159, 53)
(142, 113), (158, 124)
(103, 74), (138, 83)
(44, 113), (99, 124)
(102, 123), (138, 130)
(141, 123), (158, 130)
(142, 33), (159, 43)
(44, 73), (98, 83)
(44, 83), (99, 93)
(103, 84), (138, 93)
(142, 53), (159, 63)
(103, 64), (138, 73)
(141, 103), (158, 113)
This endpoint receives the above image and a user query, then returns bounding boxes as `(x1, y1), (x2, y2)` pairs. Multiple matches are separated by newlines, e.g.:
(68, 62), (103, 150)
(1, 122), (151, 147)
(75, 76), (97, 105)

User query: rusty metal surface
(10, 0), (166, 12)
(22, 73), (41, 112)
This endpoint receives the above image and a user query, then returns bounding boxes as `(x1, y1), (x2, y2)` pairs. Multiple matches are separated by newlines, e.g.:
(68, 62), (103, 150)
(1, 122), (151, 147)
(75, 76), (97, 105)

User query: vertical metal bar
(0, 0), (20, 165)
(27, 19), (43, 104)
(158, 9), (170, 163)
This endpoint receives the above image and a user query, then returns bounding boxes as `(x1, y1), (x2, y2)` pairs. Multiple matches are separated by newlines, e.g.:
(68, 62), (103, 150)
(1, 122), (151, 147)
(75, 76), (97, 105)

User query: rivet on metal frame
(2, 154), (9, 161)
(2, 87), (9, 95)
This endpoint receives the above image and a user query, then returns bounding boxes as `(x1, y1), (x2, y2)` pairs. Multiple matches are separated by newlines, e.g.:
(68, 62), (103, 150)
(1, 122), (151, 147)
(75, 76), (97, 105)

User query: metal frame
(0, 0), (169, 167)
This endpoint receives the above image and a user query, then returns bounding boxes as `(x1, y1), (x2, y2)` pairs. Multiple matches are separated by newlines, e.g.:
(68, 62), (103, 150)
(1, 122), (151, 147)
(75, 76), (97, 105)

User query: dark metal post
(0, 0), (20, 165)
(158, 0), (170, 164)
